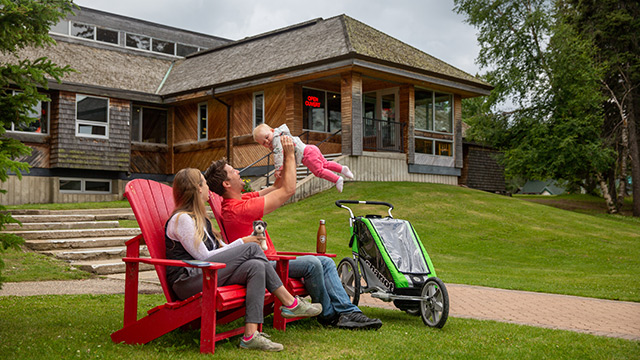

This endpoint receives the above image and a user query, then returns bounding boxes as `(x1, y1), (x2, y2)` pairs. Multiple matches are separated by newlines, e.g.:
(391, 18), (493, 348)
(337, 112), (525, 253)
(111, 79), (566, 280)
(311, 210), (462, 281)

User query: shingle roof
(1, 40), (173, 95)
(159, 15), (490, 96)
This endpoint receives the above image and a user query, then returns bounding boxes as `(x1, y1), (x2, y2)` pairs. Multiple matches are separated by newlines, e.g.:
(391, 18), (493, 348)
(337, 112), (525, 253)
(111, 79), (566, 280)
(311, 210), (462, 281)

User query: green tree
(455, 0), (635, 214)
(0, 0), (74, 287)
(562, 0), (640, 215)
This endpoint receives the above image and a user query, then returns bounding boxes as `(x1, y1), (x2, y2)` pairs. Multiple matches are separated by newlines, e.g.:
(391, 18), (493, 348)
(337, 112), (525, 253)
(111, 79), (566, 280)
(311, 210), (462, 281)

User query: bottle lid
(319, 219), (325, 224)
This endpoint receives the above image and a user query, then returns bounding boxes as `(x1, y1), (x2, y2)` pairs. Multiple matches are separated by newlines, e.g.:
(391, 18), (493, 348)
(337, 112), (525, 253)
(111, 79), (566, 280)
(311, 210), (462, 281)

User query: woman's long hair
(171, 168), (221, 248)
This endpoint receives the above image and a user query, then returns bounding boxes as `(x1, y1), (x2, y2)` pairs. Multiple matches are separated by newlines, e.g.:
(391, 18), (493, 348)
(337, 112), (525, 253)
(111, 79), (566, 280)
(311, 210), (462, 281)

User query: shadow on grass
(0, 295), (637, 359)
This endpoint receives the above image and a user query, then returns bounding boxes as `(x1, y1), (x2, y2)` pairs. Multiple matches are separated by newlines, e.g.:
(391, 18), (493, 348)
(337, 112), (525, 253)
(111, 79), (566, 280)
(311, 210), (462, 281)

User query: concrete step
(12, 214), (96, 223)
(106, 270), (161, 286)
(41, 246), (149, 261)
(4, 227), (140, 240)
(24, 236), (135, 251)
(11, 214), (137, 223)
(72, 258), (155, 275)
(7, 208), (133, 216)
(3, 220), (121, 231)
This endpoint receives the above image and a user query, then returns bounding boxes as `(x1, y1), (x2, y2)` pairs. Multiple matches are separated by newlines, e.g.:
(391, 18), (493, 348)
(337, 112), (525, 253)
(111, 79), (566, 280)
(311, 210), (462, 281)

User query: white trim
(198, 102), (208, 141)
(59, 178), (112, 194)
(75, 94), (109, 139)
(252, 91), (264, 128)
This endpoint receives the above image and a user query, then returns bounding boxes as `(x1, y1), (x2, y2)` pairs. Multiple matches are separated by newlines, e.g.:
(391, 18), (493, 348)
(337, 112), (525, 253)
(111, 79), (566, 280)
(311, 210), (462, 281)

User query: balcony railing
(363, 117), (405, 153)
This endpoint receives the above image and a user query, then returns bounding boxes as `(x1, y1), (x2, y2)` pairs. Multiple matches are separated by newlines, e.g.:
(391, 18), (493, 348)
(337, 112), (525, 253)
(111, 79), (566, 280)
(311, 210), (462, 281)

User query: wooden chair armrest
(121, 257), (227, 270)
(266, 254), (296, 261)
(276, 251), (337, 258)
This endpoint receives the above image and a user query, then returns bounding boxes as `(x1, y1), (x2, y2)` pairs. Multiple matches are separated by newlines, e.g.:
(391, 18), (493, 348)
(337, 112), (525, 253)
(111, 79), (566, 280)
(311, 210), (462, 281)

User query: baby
(253, 123), (354, 192)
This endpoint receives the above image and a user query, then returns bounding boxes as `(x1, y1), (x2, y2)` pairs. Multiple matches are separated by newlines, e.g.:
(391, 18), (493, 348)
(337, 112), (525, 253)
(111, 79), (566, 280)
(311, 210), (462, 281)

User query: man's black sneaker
(336, 312), (382, 330)
(317, 315), (339, 327)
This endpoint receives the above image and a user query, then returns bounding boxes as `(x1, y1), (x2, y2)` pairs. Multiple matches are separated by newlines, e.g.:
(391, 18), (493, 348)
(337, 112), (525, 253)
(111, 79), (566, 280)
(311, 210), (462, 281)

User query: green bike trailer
(336, 200), (449, 328)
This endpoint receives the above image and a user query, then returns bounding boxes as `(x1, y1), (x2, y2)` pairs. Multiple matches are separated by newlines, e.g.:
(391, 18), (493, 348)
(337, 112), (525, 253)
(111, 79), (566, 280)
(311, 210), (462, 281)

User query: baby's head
(253, 123), (274, 149)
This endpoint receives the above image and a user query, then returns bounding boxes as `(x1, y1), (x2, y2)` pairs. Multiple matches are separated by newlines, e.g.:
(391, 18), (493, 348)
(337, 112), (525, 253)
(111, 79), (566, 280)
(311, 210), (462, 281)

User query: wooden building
(1, 6), (493, 205)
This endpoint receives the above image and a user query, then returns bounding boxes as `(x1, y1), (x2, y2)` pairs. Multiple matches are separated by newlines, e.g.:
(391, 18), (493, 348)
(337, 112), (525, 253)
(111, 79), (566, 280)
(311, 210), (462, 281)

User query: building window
(415, 137), (453, 157)
(70, 22), (119, 45)
(51, 20), (200, 57)
(125, 33), (151, 51)
(302, 88), (341, 132)
(76, 94), (109, 138)
(177, 43), (200, 56)
(131, 106), (167, 144)
(60, 178), (111, 194)
(152, 38), (175, 55)
(198, 103), (208, 141)
(253, 91), (264, 128)
(415, 89), (452, 133)
(4, 91), (49, 134)
(50, 20), (69, 35)
(96, 27), (119, 45)
(71, 22), (94, 39)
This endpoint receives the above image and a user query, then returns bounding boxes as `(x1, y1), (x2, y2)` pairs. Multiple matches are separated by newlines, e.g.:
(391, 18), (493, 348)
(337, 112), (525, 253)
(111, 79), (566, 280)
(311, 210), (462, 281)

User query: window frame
(198, 102), (208, 141)
(50, 21), (201, 57)
(414, 88), (453, 135)
(75, 94), (109, 139)
(130, 105), (168, 144)
(415, 136), (454, 157)
(253, 91), (264, 129)
(302, 87), (342, 133)
(5, 91), (50, 135)
(59, 178), (112, 194)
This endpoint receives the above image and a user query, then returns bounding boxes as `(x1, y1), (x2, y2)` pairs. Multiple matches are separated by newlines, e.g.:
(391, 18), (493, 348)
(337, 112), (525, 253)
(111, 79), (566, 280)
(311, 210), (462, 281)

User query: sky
(73, 0), (484, 77)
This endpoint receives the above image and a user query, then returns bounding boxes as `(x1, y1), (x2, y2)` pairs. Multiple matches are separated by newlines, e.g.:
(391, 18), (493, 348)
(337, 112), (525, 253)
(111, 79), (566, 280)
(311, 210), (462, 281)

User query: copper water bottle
(316, 219), (326, 254)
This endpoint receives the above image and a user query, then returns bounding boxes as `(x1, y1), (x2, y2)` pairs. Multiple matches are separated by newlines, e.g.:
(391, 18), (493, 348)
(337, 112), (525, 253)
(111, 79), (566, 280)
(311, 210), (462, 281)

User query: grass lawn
(1, 247), (93, 282)
(1, 182), (639, 358)
(2, 182), (639, 302)
(263, 182), (640, 302)
(0, 294), (638, 359)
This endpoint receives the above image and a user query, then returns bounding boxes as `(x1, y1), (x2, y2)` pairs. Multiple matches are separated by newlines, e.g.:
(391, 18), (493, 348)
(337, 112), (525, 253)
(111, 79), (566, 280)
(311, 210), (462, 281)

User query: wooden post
(341, 72), (363, 156)
(454, 95), (463, 169)
(400, 85), (415, 164)
(167, 108), (175, 174)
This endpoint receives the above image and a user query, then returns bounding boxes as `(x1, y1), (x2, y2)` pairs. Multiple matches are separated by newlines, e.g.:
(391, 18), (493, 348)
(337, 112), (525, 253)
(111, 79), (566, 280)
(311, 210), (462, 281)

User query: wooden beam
(174, 138), (226, 154)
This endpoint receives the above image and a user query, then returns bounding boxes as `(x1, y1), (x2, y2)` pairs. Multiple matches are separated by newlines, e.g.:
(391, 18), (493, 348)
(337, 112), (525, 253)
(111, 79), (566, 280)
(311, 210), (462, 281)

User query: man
(205, 135), (382, 330)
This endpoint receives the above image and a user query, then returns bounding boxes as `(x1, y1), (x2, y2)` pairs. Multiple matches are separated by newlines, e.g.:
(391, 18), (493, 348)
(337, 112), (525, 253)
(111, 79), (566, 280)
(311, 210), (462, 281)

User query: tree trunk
(617, 118), (629, 210)
(627, 92), (640, 217)
(596, 172), (618, 214)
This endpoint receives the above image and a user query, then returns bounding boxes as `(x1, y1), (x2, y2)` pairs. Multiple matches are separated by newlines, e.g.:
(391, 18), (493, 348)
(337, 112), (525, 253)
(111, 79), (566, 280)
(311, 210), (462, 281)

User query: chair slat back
(125, 179), (175, 301)
(208, 191), (276, 255)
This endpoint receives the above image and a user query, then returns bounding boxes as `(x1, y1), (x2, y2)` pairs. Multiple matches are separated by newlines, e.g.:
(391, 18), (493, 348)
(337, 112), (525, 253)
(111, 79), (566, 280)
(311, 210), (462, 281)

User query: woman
(165, 168), (321, 352)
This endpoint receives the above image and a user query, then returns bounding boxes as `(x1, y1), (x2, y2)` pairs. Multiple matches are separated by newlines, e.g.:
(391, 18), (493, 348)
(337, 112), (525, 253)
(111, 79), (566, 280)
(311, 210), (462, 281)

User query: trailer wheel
(420, 277), (449, 328)
(337, 257), (360, 306)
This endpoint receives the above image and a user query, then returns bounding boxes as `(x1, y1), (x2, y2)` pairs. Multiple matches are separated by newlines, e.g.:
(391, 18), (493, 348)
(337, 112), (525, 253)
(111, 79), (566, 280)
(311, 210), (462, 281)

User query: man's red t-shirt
(221, 192), (265, 242)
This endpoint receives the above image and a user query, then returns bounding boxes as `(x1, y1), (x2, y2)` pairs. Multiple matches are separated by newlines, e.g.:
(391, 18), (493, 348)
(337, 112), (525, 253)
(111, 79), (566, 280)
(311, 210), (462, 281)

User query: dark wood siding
(460, 143), (506, 193)
(51, 91), (130, 171)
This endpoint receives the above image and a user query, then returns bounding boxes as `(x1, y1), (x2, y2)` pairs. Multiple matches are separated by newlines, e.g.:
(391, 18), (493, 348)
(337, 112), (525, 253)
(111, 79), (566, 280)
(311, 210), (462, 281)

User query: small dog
(252, 220), (268, 250)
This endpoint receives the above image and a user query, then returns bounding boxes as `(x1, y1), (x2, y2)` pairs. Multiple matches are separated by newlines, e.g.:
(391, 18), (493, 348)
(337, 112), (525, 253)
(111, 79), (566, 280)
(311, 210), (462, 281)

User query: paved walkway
(2, 279), (639, 341)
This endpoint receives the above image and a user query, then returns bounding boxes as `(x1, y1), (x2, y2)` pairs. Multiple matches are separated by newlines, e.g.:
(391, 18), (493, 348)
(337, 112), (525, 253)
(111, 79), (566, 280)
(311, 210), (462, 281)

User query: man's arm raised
(262, 135), (296, 215)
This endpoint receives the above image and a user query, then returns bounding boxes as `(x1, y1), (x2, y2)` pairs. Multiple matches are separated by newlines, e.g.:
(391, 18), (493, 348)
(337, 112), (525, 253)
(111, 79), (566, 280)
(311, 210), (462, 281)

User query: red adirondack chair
(110, 179), (274, 354)
(208, 191), (336, 330)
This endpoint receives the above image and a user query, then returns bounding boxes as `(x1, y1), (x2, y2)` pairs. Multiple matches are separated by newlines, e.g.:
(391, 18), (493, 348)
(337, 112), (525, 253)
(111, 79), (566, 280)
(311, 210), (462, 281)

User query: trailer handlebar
(335, 200), (394, 218)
